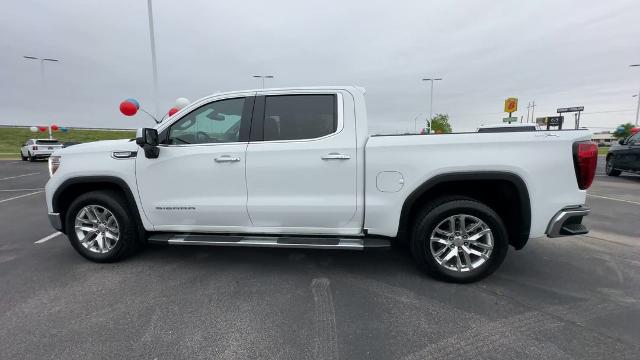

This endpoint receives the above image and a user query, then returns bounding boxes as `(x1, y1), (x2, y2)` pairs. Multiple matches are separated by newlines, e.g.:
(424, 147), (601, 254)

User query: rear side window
(263, 94), (336, 141)
(36, 140), (61, 145)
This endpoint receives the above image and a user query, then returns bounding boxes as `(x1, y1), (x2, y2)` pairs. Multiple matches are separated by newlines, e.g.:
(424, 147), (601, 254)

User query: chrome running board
(148, 233), (390, 250)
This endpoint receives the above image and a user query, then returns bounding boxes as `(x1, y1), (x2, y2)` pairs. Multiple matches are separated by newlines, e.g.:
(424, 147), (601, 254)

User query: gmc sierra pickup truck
(45, 86), (597, 282)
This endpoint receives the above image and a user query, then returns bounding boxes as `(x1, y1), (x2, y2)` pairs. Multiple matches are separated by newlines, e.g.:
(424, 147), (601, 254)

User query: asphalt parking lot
(0, 157), (638, 360)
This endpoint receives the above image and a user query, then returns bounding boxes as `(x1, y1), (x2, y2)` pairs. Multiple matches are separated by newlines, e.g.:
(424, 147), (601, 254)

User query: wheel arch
(398, 172), (532, 249)
(52, 176), (145, 235)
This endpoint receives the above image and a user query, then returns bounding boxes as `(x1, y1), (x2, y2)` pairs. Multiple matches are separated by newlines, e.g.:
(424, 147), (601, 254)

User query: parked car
(44, 86), (597, 283)
(605, 131), (640, 176)
(20, 138), (63, 161)
(477, 123), (539, 133)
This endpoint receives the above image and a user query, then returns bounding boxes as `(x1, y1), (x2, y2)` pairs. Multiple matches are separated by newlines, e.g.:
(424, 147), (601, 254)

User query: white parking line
(35, 232), (62, 244)
(587, 194), (640, 206)
(0, 188), (44, 192)
(0, 172), (40, 181)
(0, 191), (43, 203)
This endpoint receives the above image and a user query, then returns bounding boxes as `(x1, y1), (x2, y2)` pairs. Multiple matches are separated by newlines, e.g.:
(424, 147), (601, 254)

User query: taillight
(572, 141), (597, 190)
(32, 146), (38, 150)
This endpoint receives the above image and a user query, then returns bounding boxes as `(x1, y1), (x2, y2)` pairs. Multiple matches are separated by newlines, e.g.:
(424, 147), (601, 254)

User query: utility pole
(147, 0), (160, 119)
(23, 56), (59, 139)
(525, 101), (531, 123)
(253, 75), (274, 89)
(530, 101), (536, 124)
(422, 77), (443, 122)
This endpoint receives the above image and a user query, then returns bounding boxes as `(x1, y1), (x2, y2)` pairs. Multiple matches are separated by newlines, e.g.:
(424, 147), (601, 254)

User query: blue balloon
(126, 98), (140, 109)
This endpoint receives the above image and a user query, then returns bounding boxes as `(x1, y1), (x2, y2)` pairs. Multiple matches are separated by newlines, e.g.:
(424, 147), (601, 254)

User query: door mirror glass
(619, 138), (625, 145)
(136, 128), (159, 147)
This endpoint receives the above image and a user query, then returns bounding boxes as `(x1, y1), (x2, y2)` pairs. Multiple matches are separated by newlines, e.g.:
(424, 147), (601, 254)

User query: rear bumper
(546, 205), (590, 237)
(48, 212), (63, 232)
(31, 151), (54, 158)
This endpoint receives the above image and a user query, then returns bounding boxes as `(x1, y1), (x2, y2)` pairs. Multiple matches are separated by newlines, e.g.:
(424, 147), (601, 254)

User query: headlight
(48, 156), (61, 177)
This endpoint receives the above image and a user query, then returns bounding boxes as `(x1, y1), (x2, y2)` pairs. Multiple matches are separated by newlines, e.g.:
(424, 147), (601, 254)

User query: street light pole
(421, 78), (442, 122)
(633, 93), (640, 126)
(413, 113), (423, 132)
(147, 0), (160, 119)
(253, 75), (274, 89)
(630, 64), (640, 126)
(24, 56), (59, 139)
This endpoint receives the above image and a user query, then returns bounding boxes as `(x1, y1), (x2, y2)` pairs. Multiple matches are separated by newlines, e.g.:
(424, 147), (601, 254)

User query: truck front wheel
(65, 190), (140, 262)
(411, 197), (508, 283)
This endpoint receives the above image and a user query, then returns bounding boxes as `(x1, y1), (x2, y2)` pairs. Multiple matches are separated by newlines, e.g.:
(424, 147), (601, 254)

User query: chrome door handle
(321, 153), (351, 160)
(215, 155), (241, 163)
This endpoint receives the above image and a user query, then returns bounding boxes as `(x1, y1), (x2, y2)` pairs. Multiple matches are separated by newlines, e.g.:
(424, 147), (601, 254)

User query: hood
(54, 139), (138, 156)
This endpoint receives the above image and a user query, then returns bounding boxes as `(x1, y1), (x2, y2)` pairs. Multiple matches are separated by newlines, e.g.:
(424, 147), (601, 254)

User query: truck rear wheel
(411, 197), (508, 283)
(65, 190), (140, 262)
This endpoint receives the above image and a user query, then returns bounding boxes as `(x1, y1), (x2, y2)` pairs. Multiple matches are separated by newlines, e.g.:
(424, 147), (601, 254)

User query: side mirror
(135, 128), (160, 158)
(136, 128), (159, 147)
(618, 138), (625, 145)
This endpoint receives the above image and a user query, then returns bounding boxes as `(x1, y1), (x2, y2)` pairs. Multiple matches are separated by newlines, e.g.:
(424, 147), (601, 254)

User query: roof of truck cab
(209, 86), (366, 96)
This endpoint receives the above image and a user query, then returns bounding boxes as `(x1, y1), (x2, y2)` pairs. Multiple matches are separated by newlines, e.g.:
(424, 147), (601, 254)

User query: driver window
(168, 97), (245, 145)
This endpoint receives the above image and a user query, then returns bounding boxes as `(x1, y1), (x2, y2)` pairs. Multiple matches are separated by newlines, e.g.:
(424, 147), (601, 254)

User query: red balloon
(119, 101), (138, 116)
(38, 126), (47, 132)
(51, 124), (59, 131)
(168, 107), (179, 116)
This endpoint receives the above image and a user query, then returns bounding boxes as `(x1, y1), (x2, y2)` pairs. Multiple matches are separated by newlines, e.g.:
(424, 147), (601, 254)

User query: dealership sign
(504, 98), (518, 113)
(557, 106), (584, 113)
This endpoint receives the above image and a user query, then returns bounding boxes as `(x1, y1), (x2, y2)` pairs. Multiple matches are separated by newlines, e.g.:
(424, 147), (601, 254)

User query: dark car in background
(606, 131), (640, 176)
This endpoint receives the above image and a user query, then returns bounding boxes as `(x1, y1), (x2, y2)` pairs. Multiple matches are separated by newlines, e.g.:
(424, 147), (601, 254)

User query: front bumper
(48, 212), (63, 232)
(546, 205), (590, 237)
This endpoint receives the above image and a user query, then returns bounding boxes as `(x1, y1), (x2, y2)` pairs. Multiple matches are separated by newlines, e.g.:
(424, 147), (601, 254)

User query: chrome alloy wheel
(429, 214), (493, 272)
(74, 205), (120, 253)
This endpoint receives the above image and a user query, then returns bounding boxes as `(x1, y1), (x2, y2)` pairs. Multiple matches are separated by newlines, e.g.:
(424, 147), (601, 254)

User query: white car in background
(20, 139), (63, 161)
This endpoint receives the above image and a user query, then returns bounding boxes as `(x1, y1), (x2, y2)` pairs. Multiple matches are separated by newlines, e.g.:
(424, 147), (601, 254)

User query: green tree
(429, 114), (453, 134)
(613, 123), (634, 139)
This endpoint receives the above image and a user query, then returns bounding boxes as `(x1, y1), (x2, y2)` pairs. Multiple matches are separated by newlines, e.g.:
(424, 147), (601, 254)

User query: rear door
(245, 91), (360, 235)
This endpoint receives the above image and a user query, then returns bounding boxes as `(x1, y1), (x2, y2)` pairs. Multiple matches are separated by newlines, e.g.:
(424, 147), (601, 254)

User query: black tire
(410, 196), (509, 283)
(28, 152), (35, 162)
(605, 157), (621, 176)
(20, 152), (27, 161)
(65, 190), (141, 262)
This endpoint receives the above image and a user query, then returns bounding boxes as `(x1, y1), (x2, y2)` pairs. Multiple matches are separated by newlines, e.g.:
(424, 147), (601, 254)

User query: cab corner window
(168, 97), (246, 145)
(263, 94), (336, 141)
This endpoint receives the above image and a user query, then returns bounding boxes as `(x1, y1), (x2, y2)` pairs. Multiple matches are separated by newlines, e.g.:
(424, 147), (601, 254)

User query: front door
(618, 132), (640, 170)
(136, 95), (254, 232)
(245, 92), (360, 234)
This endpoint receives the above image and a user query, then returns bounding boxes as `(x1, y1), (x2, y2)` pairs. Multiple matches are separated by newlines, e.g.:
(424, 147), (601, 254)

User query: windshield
(35, 140), (61, 145)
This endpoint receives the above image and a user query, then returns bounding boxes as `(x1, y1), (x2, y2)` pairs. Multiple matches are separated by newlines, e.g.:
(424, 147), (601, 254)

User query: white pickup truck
(45, 86), (597, 282)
